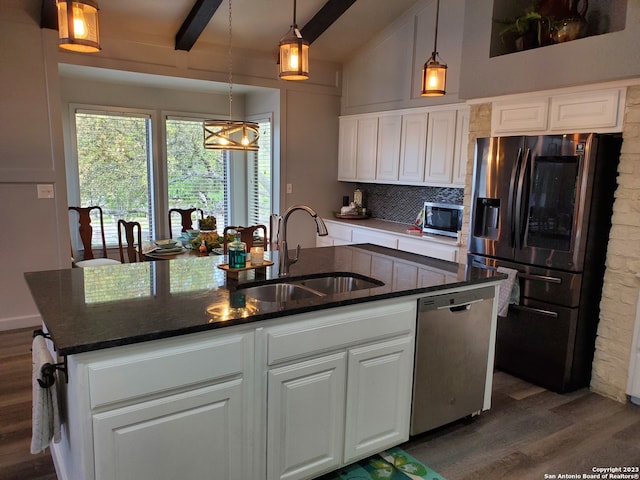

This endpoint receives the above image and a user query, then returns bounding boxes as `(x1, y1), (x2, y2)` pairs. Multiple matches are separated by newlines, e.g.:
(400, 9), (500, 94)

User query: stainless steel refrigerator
(468, 133), (622, 392)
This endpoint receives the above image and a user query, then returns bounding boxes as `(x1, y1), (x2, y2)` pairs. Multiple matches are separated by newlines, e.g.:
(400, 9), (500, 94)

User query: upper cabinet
(338, 104), (470, 187)
(491, 87), (626, 136)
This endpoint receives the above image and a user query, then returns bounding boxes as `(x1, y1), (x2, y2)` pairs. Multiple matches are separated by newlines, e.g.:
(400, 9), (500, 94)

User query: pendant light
(278, 0), (309, 81)
(204, 0), (259, 151)
(421, 0), (447, 96)
(56, 0), (101, 53)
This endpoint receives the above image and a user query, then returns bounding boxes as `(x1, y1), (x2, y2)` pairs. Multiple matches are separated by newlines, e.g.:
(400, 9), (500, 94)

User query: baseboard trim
(0, 314), (41, 332)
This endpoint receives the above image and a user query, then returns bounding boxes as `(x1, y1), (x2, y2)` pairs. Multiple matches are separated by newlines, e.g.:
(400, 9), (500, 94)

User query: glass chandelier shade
(278, 0), (309, 81)
(420, 0), (446, 97)
(56, 0), (101, 53)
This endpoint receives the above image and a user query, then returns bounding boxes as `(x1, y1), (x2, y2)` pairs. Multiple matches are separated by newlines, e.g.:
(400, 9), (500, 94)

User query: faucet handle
(290, 244), (301, 265)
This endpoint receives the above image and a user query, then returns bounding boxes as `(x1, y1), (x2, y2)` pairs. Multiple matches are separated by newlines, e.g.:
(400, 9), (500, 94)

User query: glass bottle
(228, 232), (247, 269)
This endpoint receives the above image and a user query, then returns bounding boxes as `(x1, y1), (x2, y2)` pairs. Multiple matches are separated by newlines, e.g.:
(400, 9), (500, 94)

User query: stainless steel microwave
(423, 202), (463, 237)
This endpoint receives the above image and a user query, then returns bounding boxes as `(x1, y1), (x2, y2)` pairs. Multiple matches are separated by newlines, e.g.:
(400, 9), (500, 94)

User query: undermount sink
(238, 283), (324, 302)
(295, 275), (383, 295)
(237, 274), (384, 302)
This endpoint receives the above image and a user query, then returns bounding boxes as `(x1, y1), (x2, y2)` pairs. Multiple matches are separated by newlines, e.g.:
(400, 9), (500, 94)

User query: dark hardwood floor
(2, 327), (639, 480)
(404, 371), (640, 479)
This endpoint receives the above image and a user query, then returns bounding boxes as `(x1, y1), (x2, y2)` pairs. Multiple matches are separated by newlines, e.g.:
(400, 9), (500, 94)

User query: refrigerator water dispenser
(474, 198), (500, 239)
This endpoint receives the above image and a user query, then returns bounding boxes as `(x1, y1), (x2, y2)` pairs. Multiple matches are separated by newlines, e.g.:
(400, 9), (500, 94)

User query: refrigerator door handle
(510, 304), (559, 318)
(514, 148), (531, 250)
(509, 148), (524, 247)
(518, 272), (562, 284)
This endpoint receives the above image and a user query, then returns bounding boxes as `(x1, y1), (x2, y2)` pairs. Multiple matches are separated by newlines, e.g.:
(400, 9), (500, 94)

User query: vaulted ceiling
(42, 0), (421, 64)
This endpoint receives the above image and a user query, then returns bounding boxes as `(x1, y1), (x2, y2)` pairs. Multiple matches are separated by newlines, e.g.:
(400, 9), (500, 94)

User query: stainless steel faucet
(277, 204), (328, 277)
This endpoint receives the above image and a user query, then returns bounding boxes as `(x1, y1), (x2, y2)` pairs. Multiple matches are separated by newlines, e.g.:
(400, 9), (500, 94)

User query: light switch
(286, 183), (292, 194)
(37, 184), (55, 199)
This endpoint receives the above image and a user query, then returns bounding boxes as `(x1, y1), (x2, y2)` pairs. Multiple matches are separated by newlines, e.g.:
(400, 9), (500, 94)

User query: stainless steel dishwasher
(410, 286), (495, 435)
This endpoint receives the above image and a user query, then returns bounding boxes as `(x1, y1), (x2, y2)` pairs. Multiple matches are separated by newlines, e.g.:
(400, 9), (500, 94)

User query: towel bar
(33, 329), (68, 387)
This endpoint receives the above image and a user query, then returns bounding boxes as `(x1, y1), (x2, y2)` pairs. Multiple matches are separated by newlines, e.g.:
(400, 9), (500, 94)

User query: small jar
(228, 232), (247, 269)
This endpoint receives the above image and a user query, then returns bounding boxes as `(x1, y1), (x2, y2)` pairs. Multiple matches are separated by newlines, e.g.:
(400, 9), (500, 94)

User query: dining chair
(117, 219), (144, 263)
(223, 225), (268, 254)
(168, 208), (204, 238)
(68, 206), (121, 267)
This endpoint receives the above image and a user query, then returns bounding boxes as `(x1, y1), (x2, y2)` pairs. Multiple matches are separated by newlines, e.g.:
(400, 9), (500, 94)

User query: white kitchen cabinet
(376, 115), (402, 181)
(321, 220), (460, 263)
(338, 104), (470, 187)
(425, 110), (457, 184)
(263, 300), (416, 480)
(266, 353), (347, 480)
(352, 228), (398, 249)
(491, 98), (549, 135)
(356, 117), (379, 181)
(397, 236), (458, 262)
(399, 113), (428, 183)
(93, 380), (244, 480)
(549, 89), (623, 132)
(338, 117), (358, 180)
(63, 330), (255, 480)
(491, 87), (625, 136)
(344, 336), (414, 463)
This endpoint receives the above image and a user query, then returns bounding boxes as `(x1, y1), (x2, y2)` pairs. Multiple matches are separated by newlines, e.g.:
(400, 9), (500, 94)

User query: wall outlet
(286, 183), (292, 194)
(37, 184), (55, 199)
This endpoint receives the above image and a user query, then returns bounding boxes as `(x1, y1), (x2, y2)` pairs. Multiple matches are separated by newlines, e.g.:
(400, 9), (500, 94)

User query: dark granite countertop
(25, 244), (503, 356)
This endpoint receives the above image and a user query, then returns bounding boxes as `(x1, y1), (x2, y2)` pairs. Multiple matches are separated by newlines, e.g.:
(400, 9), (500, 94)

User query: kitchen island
(25, 244), (503, 480)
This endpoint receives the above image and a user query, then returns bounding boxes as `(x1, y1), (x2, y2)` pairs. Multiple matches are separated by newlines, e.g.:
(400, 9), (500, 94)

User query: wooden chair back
(168, 208), (204, 238)
(68, 206), (109, 260)
(223, 225), (268, 254)
(117, 220), (144, 263)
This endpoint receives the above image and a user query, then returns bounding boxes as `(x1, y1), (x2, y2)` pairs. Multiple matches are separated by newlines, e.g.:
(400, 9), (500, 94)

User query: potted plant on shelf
(496, 6), (554, 51)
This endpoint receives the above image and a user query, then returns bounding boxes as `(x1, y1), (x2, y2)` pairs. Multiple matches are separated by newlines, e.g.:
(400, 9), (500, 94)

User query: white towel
(497, 267), (520, 317)
(30, 336), (61, 454)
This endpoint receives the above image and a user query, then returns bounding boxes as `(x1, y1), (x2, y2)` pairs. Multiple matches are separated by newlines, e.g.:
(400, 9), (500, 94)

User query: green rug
(322, 447), (446, 480)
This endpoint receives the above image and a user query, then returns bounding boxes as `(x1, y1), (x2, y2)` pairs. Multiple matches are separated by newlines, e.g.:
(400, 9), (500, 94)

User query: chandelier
(204, 0), (259, 151)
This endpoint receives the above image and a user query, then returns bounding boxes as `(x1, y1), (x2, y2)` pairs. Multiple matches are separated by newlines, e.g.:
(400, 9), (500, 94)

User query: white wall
(0, 4), (70, 330)
(341, 0), (467, 115)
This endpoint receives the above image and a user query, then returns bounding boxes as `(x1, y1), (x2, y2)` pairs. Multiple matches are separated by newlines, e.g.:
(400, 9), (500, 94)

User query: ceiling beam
(41, 0), (58, 30)
(175, 0), (223, 51)
(301, 0), (357, 45)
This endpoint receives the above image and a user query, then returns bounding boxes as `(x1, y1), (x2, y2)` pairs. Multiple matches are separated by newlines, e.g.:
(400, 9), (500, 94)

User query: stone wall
(591, 86), (640, 402)
(459, 103), (492, 257)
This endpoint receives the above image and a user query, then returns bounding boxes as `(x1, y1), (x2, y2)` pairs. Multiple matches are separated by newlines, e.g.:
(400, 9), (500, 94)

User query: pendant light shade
(56, 0), (101, 53)
(278, 0), (309, 81)
(421, 54), (447, 96)
(204, 0), (259, 152)
(421, 0), (446, 96)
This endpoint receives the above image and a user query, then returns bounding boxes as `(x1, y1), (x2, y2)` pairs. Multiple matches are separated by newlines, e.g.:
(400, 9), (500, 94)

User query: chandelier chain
(433, 0), (440, 56)
(227, 0), (233, 118)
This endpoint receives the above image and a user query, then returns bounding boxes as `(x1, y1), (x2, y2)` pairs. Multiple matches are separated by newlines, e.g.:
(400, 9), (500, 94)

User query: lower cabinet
(93, 380), (244, 480)
(60, 330), (255, 480)
(262, 300), (416, 480)
(58, 301), (416, 480)
(267, 353), (347, 480)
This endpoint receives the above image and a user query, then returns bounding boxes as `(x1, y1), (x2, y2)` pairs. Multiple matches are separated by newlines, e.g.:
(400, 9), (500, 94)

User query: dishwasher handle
(436, 298), (484, 312)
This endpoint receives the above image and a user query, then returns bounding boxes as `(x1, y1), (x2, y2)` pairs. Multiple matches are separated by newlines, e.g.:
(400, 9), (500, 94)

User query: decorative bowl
(154, 239), (179, 249)
(186, 229), (200, 239)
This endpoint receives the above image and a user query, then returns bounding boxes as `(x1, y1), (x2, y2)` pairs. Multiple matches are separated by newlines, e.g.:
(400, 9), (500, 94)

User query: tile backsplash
(348, 184), (464, 224)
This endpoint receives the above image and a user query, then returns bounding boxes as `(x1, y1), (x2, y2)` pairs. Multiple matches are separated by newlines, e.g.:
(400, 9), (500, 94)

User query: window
(166, 118), (229, 237)
(74, 111), (153, 245)
(248, 117), (273, 232)
(71, 108), (273, 251)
